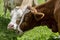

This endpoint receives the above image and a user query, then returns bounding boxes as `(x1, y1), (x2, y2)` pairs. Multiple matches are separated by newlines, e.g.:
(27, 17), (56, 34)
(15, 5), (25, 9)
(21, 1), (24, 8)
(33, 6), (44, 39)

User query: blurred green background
(0, 0), (59, 40)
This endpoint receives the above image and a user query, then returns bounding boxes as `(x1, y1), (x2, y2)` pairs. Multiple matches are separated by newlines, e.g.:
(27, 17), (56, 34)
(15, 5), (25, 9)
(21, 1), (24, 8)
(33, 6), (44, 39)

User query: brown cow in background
(4, 0), (23, 16)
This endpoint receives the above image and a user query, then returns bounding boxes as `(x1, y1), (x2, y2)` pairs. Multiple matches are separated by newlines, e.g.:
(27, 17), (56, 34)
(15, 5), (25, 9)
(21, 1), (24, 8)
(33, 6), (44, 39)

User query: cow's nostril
(8, 24), (14, 28)
(7, 24), (14, 30)
(10, 25), (14, 27)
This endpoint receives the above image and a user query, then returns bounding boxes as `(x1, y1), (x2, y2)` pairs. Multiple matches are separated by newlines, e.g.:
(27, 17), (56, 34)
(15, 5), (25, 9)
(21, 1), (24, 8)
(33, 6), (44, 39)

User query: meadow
(0, 0), (59, 40)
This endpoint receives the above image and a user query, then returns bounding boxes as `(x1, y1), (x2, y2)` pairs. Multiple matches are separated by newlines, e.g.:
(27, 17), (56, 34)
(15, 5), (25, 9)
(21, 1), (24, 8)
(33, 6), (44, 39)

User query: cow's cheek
(16, 20), (20, 25)
(20, 22), (29, 31)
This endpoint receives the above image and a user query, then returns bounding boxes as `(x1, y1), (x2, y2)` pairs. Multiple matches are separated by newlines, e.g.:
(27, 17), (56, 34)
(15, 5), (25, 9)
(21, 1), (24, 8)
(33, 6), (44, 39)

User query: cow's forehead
(18, 9), (30, 26)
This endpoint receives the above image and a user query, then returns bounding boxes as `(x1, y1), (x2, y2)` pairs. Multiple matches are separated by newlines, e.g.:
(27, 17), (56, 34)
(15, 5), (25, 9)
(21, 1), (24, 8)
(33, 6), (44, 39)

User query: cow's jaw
(8, 14), (18, 30)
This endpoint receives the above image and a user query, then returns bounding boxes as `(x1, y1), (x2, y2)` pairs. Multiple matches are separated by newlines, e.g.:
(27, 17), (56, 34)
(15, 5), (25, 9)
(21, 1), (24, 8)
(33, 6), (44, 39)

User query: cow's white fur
(8, 6), (30, 31)
(9, 7), (23, 30)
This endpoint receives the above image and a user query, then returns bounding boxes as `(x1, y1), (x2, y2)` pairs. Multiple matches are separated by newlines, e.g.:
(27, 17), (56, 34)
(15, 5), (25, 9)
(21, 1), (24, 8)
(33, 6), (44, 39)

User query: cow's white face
(7, 6), (30, 33)
(8, 7), (23, 30)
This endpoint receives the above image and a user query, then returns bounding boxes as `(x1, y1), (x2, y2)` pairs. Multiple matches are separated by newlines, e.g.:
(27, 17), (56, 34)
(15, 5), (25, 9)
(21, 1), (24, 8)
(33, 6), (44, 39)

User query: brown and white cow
(7, 0), (39, 32)
(15, 0), (60, 38)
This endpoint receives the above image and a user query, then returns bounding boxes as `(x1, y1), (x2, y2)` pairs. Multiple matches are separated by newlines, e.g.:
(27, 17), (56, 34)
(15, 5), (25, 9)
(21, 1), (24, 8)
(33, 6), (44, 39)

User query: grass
(0, 0), (59, 40)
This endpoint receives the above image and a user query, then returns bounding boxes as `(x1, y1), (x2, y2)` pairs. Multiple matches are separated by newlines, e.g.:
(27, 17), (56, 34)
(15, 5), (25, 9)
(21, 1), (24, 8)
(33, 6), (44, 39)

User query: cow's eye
(16, 20), (20, 25)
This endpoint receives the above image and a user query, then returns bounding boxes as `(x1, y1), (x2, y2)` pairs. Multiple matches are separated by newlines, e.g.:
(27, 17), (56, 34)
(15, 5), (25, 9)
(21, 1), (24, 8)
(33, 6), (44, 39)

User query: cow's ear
(28, 6), (45, 21)
(34, 12), (45, 21)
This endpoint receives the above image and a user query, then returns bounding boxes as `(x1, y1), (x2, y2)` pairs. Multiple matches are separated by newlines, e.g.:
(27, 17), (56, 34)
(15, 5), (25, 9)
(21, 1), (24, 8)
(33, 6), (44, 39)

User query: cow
(15, 0), (60, 38)
(7, 0), (39, 32)
(3, 0), (23, 16)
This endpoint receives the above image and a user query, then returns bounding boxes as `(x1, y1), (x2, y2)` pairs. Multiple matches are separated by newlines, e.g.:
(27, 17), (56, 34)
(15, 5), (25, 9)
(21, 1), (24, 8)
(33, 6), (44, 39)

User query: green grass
(0, 0), (59, 40)
(38, 0), (46, 4)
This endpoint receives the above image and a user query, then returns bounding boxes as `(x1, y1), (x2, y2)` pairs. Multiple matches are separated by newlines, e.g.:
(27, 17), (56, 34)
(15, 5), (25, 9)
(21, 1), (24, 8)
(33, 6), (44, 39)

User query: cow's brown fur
(17, 0), (58, 32)
(54, 0), (60, 33)
(18, 0), (59, 33)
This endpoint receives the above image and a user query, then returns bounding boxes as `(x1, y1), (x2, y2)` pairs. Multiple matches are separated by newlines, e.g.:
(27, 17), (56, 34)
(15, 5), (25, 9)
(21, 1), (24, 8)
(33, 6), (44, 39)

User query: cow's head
(7, 6), (30, 33)
(7, 7), (23, 30)
(16, 7), (45, 34)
